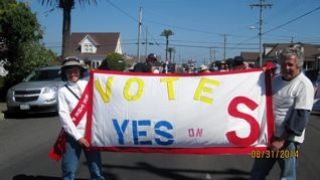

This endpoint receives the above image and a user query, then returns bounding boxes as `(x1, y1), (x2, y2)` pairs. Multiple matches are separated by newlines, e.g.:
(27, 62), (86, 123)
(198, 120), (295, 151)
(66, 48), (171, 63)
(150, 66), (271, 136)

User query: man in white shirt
(251, 45), (314, 180)
(58, 57), (105, 180)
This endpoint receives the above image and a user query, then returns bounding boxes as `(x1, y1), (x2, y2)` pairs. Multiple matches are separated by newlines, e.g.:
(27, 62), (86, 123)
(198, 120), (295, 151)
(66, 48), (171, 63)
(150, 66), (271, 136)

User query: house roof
(264, 43), (320, 62)
(78, 34), (99, 46)
(240, 52), (259, 62)
(68, 32), (120, 57)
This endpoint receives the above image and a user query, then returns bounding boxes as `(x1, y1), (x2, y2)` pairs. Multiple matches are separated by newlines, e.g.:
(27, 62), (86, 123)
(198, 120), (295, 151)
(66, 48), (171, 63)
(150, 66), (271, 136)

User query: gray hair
(278, 44), (304, 68)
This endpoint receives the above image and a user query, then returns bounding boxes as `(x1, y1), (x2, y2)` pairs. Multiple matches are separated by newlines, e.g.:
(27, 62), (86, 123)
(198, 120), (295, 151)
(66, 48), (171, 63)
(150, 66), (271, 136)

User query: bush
(99, 53), (126, 71)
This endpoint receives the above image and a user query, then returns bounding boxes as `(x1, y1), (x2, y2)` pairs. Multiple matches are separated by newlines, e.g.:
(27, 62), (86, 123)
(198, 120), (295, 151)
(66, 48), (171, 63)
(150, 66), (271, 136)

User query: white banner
(82, 69), (274, 154)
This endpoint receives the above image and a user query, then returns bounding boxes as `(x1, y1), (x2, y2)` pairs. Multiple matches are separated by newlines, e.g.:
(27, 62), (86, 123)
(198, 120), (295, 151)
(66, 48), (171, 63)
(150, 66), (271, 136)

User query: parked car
(6, 65), (89, 114)
(6, 66), (64, 114)
(313, 81), (320, 113)
(304, 69), (320, 113)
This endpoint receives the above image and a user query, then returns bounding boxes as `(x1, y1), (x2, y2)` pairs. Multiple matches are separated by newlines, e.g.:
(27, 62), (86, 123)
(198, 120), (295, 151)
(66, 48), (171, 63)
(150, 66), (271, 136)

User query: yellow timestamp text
(250, 150), (299, 159)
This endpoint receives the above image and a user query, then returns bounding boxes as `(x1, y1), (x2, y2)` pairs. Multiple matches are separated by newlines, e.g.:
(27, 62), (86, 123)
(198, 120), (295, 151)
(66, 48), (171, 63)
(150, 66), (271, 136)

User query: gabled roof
(68, 32), (120, 56)
(78, 34), (99, 46)
(264, 43), (320, 62)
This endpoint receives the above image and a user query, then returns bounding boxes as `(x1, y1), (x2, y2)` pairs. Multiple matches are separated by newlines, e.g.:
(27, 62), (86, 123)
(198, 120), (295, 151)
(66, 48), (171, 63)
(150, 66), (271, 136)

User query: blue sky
(29, 0), (320, 64)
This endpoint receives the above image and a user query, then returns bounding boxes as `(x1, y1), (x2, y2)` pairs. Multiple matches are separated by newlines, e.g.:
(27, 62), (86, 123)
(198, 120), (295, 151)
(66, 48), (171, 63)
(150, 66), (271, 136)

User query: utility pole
(210, 47), (215, 63)
(250, 0), (272, 67)
(145, 27), (148, 57)
(222, 34), (227, 60)
(137, 7), (142, 62)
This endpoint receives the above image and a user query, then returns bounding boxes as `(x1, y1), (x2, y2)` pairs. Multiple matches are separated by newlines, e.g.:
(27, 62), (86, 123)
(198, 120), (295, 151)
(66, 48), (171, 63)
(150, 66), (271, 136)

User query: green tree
(11, 42), (56, 81)
(160, 29), (174, 61)
(0, 0), (15, 9)
(40, 0), (97, 58)
(0, 1), (55, 86)
(0, 1), (42, 52)
(99, 53), (126, 71)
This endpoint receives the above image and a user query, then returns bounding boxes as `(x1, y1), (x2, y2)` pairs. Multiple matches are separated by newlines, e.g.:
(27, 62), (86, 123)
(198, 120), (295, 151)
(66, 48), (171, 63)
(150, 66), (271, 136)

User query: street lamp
(249, 25), (263, 67)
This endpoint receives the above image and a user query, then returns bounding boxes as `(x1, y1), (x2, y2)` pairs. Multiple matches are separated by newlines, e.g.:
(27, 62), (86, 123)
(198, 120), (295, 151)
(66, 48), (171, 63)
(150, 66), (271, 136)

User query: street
(0, 113), (319, 180)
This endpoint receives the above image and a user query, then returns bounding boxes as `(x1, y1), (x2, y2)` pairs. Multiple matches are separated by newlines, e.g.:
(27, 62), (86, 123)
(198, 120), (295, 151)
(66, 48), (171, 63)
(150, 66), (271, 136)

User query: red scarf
(48, 84), (90, 161)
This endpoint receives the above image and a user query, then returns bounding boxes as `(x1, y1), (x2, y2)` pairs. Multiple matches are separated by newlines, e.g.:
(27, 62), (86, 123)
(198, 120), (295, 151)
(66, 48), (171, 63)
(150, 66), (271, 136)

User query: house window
(83, 44), (93, 53)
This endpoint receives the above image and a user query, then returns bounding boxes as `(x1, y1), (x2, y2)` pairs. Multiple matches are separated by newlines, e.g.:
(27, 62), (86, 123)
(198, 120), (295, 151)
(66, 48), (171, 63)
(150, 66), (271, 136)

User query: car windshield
(24, 69), (61, 81)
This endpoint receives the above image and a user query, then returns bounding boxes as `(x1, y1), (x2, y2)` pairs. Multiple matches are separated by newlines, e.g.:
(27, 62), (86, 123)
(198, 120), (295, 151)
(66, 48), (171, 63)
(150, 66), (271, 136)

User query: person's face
(147, 58), (157, 65)
(66, 66), (81, 82)
(280, 55), (300, 80)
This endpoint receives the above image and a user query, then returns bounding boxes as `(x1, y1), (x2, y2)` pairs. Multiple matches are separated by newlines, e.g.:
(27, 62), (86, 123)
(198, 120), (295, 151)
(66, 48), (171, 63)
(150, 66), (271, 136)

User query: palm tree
(160, 29), (174, 61)
(167, 47), (175, 62)
(40, 0), (96, 59)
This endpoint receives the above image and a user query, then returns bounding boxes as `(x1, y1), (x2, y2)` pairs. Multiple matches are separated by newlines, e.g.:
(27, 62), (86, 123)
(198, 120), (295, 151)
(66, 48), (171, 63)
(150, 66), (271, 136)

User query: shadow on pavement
(12, 174), (86, 180)
(3, 110), (58, 119)
(101, 162), (250, 180)
(311, 111), (320, 116)
(13, 174), (114, 180)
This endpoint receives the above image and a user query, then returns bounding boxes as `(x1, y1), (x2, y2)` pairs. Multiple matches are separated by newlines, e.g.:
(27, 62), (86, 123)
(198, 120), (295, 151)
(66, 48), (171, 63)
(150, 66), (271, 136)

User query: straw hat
(62, 56), (85, 69)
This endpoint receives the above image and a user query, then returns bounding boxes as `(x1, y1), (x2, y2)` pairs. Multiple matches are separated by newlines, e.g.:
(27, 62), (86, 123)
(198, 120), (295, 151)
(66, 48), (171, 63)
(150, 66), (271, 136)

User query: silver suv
(6, 66), (64, 114)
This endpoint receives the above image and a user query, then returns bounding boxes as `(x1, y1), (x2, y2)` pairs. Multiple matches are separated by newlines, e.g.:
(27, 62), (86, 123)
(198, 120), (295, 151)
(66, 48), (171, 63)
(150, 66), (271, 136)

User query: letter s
(226, 96), (260, 147)
(155, 121), (174, 146)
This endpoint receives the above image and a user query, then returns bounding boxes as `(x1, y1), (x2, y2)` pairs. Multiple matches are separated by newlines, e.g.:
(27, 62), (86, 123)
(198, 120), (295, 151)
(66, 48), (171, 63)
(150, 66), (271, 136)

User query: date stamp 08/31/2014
(250, 150), (299, 159)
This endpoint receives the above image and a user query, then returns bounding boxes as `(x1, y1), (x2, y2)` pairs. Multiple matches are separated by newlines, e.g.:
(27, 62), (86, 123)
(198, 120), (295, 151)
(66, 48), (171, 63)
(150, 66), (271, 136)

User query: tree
(0, 1), (55, 87)
(40, 0), (97, 58)
(99, 53), (126, 71)
(167, 47), (175, 62)
(160, 29), (174, 61)
(6, 42), (56, 82)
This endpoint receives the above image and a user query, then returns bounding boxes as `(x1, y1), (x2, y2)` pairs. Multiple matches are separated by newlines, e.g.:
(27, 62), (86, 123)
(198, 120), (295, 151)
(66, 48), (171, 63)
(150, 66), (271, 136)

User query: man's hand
(78, 137), (90, 148)
(269, 138), (285, 151)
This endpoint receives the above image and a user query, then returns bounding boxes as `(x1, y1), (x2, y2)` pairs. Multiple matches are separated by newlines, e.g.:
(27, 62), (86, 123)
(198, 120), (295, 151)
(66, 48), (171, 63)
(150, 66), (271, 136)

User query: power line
(105, 0), (161, 53)
(106, 0), (138, 22)
(263, 5), (320, 35)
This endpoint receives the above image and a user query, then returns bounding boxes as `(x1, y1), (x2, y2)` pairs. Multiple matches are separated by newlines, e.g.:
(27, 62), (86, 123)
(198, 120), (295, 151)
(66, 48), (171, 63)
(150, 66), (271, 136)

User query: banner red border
(84, 69), (274, 154)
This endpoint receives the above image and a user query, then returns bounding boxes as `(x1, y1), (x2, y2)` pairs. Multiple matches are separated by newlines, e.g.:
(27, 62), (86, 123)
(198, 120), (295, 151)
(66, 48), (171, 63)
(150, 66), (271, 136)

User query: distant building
(67, 32), (122, 68)
(263, 43), (320, 70)
(240, 52), (259, 67)
(239, 43), (320, 70)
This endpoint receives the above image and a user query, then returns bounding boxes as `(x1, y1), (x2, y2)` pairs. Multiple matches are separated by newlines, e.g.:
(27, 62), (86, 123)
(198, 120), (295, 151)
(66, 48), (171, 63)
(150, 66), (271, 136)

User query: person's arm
(58, 89), (82, 141)
(285, 81), (314, 136)
(285, 109), (310, 136)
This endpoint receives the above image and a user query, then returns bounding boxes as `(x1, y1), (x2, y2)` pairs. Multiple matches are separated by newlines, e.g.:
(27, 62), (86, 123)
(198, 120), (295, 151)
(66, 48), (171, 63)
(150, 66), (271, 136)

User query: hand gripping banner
(76, 69), (274, 154)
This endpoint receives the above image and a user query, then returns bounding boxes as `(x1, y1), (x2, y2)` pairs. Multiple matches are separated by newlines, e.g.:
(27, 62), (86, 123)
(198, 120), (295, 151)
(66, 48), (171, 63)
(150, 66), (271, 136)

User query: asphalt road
(0, 113), (319, 180)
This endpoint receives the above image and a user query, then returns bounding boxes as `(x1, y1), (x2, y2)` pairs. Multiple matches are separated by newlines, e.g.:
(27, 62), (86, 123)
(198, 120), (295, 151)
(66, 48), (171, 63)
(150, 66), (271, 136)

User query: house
(263, 43), (320, 70)
(240, 52), (259, 67)
(67, 32), (122, 68)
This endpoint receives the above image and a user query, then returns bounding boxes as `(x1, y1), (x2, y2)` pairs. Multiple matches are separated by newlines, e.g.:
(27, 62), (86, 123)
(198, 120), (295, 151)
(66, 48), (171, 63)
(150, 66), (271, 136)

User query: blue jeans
(62, 135), (105, 180)
(250, 141), (300, 180)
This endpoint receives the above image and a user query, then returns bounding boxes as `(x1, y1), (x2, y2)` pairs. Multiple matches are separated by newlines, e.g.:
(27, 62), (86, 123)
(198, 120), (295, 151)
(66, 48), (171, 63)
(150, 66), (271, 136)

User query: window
(83, 44), (93, 53)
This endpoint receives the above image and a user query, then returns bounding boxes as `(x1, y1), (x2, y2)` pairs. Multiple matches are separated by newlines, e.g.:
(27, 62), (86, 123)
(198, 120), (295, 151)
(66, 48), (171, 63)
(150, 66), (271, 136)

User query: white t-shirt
(272, 72), (314, 143)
